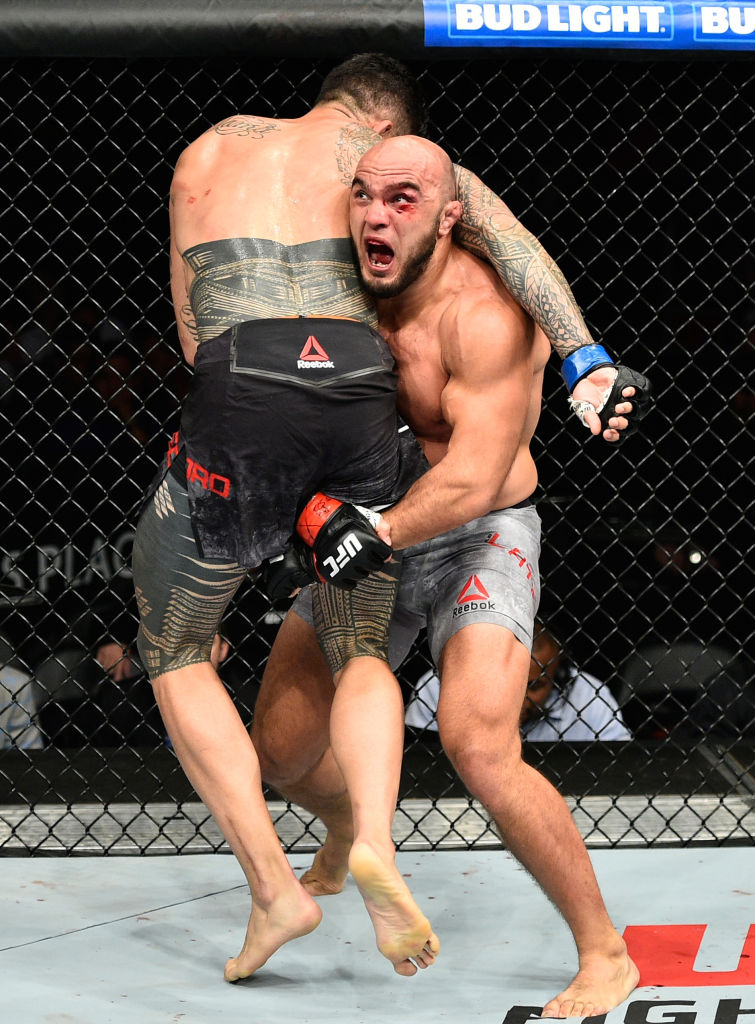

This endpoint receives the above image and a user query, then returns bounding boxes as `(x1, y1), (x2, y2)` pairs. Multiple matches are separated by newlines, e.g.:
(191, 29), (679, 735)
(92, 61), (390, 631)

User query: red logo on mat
(623, 923), (755, 987)
(457, 575), (490, 604)
(299, 335), (330, 361)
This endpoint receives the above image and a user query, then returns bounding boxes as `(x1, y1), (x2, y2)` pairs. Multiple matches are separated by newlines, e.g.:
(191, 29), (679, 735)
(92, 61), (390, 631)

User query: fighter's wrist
(561, 344), (614, 392)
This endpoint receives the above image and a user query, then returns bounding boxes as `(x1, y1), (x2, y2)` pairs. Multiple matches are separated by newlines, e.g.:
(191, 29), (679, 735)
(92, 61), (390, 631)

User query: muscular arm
(453, 165), (648, 443)
(453, 164), (593, 360)
(382, 298), (533, 550)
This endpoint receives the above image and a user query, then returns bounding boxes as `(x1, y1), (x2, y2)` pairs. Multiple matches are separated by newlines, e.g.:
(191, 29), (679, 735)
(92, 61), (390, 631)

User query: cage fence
(0, 53), (753, 854)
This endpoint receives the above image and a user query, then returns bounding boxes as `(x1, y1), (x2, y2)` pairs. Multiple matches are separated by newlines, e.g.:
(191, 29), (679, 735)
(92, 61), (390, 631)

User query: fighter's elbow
(179, 339), (197, 367)
(454, 482), (500, 523)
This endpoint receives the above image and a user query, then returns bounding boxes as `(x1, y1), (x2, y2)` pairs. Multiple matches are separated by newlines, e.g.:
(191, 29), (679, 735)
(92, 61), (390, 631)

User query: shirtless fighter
(133, 55), (439, 984)
(252, 136), (641, 1018)
(133, 52), (646, 984)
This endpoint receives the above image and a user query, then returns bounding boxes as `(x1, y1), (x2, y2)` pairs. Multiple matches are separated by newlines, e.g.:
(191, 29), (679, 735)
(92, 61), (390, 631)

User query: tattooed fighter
(133, 54), (440, 984)
(132, 53), (646, 984)
(253, 136), (641, 1018)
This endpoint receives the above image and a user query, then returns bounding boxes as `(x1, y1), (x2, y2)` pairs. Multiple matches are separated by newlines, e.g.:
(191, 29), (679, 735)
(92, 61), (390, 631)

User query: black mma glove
(259, 541), (316, 606)
(595, 364), (652, 437)
(296, 493), (392, 589)
(562, 344), (651, 442)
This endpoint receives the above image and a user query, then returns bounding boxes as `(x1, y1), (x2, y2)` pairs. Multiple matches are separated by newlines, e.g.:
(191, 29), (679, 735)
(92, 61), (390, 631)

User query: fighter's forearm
(453, 165), (595, 359)
(382, 460), (501, 551)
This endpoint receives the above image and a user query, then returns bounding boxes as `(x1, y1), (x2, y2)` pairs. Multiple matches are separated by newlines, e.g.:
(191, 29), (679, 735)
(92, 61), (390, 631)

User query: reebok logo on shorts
(453, 574), (496, 618)
(297, 335), (334, 369)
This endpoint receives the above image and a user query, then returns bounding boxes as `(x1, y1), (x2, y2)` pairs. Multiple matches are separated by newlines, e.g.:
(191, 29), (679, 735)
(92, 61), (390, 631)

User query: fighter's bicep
(441, 300), (532, 408)
(440, 305), (533, 451)
(442, 368), (529, 458)
(453, 164), (518, 239)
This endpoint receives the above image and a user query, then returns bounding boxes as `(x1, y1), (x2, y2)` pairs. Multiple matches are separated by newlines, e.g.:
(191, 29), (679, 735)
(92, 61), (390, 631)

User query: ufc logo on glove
(320, 532), (364, 579)
(296, 494), (391, 588)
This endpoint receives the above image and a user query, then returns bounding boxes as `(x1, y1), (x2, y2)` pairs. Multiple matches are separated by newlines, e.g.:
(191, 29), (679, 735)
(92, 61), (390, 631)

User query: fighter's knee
(256, 748), (285, 789)
(442, 730), (522, 795)
(257, 747), (305, 792)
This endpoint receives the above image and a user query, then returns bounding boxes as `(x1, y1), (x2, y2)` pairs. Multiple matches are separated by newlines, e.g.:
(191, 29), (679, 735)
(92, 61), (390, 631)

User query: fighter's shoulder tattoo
(213, 116), (280, 140)
(335, 124), (382, 187)
(454, 165), (593, 358)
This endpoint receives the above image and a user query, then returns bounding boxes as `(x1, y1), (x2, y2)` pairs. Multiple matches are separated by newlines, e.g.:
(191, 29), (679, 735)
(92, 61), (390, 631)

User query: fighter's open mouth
(367, 241), (394, 269)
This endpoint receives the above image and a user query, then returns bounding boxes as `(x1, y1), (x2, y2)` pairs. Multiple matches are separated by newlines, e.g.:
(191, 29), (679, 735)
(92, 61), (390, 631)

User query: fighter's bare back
(169, 107), (385, 361)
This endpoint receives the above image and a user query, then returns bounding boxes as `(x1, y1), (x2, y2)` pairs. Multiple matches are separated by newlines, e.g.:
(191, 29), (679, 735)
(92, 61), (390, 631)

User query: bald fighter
(252, 136), (641, 1017)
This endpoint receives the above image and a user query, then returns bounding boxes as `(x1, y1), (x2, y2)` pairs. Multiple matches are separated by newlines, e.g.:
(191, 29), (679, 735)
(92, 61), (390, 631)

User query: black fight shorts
(159, 318), (424, 568)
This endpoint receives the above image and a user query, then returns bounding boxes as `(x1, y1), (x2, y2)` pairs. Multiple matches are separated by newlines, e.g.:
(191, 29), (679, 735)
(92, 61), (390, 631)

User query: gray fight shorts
(292, 501), (541, 671)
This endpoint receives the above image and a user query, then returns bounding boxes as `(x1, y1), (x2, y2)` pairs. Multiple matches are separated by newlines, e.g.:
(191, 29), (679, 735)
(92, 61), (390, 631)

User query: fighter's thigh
(436, 623), (531, 751)
(133, 476), (245, 679)
(251, 609), (335, 784)
(312, 558), (402, 677)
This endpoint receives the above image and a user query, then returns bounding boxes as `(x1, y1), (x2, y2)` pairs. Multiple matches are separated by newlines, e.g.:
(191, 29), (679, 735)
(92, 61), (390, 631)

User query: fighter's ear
(438, 200), (463, 237)
(370, 118), (394, 137)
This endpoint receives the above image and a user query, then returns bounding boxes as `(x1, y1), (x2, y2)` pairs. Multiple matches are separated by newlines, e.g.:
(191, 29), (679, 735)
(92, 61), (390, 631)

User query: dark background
(0, 46), (752, 846)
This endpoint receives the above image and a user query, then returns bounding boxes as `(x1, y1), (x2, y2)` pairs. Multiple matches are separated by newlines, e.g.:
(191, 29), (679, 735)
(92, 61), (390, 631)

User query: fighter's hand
(259, 541), (316, 606)
(569, 365), (652, 443)
(296, 492), (392, 589)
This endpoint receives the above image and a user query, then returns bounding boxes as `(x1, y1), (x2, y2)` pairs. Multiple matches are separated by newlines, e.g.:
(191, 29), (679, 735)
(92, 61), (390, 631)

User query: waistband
(193, 328), (233, 365)
(193, 317), (377, 366)
(190, 317), (395, 392)
(491, 495), (536, 512)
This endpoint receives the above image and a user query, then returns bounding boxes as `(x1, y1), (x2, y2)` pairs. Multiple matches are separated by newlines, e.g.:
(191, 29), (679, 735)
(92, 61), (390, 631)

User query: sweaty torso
(380, 247), (550, 508)
(171, 109), (382, 345)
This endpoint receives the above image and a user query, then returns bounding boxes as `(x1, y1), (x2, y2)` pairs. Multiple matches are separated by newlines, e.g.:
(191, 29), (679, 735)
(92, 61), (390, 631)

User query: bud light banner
(423, 1), (755, 49)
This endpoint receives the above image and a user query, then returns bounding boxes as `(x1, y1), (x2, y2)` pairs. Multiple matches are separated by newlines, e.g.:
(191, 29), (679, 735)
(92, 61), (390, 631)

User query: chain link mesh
(0, 55), (753, 854)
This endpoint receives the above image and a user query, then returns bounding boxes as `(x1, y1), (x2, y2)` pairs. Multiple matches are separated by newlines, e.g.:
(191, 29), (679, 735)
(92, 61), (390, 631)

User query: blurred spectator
(95, 632), (230, 684)
(405, 621), (631, 742)
(520, 623), (631, 741)
(95, 631), (232, 748)
(0, 634), (44, 749)
(33, 569), (269, 749)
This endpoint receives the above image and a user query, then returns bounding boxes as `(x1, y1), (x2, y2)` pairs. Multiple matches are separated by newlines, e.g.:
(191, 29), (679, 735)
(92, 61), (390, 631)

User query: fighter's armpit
(335, 123), (382, 186)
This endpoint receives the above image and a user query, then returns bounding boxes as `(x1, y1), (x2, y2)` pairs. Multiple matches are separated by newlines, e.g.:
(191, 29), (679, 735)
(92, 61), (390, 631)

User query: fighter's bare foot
(540, 945), (639, 1018)
(348, 841), (440, 976)
(224, 884), (322, 982)
(300, 837), (350, 896)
